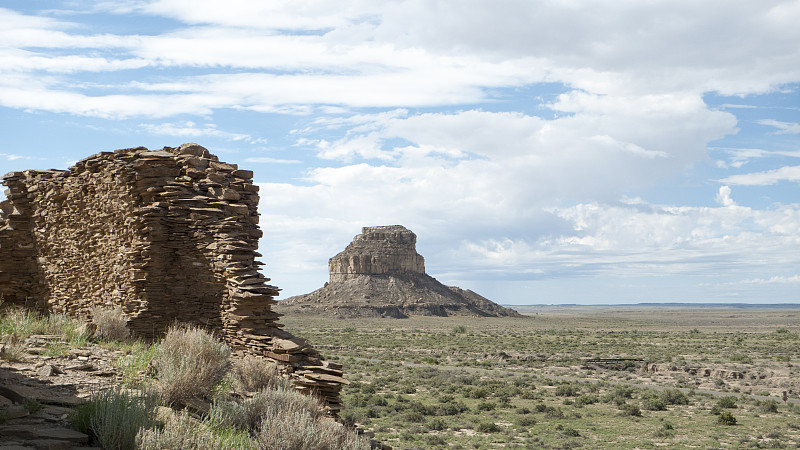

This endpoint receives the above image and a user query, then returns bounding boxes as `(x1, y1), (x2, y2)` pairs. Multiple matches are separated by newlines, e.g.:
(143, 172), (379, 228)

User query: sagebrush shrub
(233, 355), (283, 392)
(211, 382), (321, 431)
(235, 385), (370, 450)
(136, 410), (249, 450)
(152, 324), (231, 405)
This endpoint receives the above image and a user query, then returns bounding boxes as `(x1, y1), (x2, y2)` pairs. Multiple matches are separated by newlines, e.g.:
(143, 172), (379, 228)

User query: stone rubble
(0, 336), (120, 449)
(0, 144), (345, 413)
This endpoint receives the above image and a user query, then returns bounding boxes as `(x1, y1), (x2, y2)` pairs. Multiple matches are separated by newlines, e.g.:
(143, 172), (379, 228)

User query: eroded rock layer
(279, 225), (522, 318)
(0, 144), (345, 412)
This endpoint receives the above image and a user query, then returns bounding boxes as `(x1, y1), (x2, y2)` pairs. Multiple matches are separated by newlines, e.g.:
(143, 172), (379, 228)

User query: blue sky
(1, 1), (799, 305)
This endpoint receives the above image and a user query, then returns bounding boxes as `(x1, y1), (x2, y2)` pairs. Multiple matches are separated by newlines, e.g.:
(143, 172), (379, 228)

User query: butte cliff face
(278, 225), (522, 318)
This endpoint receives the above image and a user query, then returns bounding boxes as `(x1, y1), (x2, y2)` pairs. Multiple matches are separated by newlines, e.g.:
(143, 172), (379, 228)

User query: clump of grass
(1, 306), (87, 340)
(23, 398), (43, 414)
(92, 306), (130, 342)
(0, 306), (90, 361)
(232, 355), (283, 392)
(0, 306), (46, 336)
(72, 387), (158, 450)
(1, 334), (26, 362)
(152, 324), (231, 406)
(115, 341), (157, 387)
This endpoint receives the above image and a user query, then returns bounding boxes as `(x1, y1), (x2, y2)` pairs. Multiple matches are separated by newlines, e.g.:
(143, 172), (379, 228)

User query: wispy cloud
(740, 275), (800, 284)
(719, 165), (800, 186)
(139, 121), (267, 144)
(1, 152), (30, 161)
(758, 119), (800, 135)
(243, 157), (302, 164)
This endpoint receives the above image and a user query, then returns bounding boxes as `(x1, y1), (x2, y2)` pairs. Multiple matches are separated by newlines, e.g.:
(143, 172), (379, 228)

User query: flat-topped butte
(278, 225), (522, 319)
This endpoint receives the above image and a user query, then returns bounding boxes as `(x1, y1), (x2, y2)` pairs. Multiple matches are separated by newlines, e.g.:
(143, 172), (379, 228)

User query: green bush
(716, 396), (737, 409)
(555, 384), (579, 397)
(476, 422), (501, 433)
(575, 394), (598, 406)
(544, 406), (565, 419)
(561, 426), (580, 437)
(435, 400), (469, 415)
(428, 417), (447, 431)
(602, 386), (635, 406)
(467, 387), (489, 399)
(0, 307), (89, 358)
(516, 416), (537, 427)
(756, 399), (779, 414)
(642, 395), (667, 411)
(660, 389), (689, 405)
(619, 403), (642, 417)
(476, 400), (496, 411)
(152, 325), (232, 405)
(717, 411), (737, 425)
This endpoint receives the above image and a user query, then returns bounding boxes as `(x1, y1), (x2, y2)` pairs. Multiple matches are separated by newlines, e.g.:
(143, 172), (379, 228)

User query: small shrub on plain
(718, 411), (737, 425)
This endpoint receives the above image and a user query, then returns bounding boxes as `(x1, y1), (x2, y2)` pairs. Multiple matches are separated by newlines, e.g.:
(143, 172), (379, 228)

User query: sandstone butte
(277, 225), (523, 318)
(0, 143), (346, 413)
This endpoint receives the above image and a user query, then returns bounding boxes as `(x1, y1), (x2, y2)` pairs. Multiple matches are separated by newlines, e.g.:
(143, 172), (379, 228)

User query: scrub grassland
(280, 305), (800, 449)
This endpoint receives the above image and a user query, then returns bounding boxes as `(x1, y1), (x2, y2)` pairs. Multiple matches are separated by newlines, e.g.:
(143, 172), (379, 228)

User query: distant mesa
(277, 225), (522, 318)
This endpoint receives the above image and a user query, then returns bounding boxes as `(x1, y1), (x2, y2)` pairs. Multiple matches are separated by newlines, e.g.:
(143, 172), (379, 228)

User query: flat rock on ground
(1, 335), (126, 449)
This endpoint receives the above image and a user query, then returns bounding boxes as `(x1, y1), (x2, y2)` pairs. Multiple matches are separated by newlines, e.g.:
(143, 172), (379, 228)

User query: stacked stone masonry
(0, 144), (345, 412)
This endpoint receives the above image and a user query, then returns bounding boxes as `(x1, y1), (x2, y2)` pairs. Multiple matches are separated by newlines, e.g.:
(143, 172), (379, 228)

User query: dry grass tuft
(91, 306), (130, 341)
(0, 333), (25, 362)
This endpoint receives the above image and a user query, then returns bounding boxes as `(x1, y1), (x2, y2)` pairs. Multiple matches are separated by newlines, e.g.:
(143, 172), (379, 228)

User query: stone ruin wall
(0, 144), (345, 412)
(328, 225), (426, 283)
